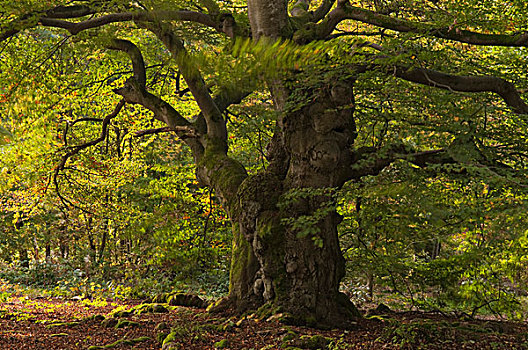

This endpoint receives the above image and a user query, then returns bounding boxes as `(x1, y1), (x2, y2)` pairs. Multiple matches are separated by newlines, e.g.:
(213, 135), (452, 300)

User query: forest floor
(1, 294), (528, 349)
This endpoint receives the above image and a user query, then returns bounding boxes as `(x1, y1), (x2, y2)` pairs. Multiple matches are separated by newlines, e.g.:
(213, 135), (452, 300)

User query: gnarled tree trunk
(217, 77), (360, 326)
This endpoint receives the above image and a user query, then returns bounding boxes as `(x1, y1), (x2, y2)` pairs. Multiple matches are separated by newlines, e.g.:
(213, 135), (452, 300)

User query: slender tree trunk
(98, 227), (107, 263)
(19, 249), (29, 268)
(45, 244), (51, 263)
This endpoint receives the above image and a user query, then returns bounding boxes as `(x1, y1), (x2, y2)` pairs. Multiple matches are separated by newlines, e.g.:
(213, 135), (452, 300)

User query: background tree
(1, 0), (528, 326)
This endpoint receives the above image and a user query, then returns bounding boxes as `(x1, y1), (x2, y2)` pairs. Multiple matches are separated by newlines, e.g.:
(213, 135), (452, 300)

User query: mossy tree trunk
(219, 78), (360, 326)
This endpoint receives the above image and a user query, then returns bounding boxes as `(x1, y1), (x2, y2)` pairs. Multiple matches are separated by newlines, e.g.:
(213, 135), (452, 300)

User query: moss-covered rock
(162, 342), (181, 350)
(153, 304), (169, 313)
(282, 333), (331, 350)
(162, 332), (177, 345)
(88, 336), (150, 349)
(92, 314), (106, 322)
(214, 339), (230, 349)
(152, 293), (169, 303)
(100, 318), (118, 328)
(282, 330), (298, 342)
(112, 310), (133, 318)
(45, 321), (80, 328)
(168, 293), (207, 308)
(155, 321), (170, 331)
(297, 334), (331, 349)
(157, 331), (169, 343)
(114, 319), (139, 329)
(366, 303), (392, 317)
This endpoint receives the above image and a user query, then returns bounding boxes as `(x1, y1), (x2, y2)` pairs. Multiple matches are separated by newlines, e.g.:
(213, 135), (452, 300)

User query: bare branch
(53, 99), (125, 211)
(56, 99), (126, 173)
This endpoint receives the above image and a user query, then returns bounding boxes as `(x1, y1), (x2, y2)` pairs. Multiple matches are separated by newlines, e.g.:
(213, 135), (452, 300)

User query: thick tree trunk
(216, 80), (360, 327)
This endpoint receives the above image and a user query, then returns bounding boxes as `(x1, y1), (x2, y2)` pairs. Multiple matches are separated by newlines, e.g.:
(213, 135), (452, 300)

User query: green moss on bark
(229, 224), (258, 296)
(199, 136), (247, 210)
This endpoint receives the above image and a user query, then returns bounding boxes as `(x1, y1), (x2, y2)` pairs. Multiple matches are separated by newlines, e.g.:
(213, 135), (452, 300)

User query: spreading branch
(353, 63), (528, 115)
(0, 4), (95, 42)
(144, 22), (228, 144)
(315, 0), (528, 46)
(393, 67), (528, 115)
(349, 146), (453, 179)
(107, 39), (147, 86)
(53, 99), (125, 210)
(39, 10), (219, 35)
(1, 6), (238, 43)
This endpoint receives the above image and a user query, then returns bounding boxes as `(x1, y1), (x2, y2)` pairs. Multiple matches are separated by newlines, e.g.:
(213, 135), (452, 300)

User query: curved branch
(349, 146), (453, 179)
(312, 0), (528, 46)
(392, 67), (528, 115)
(313, 0), (336, 22)
(348, 139), (516, 182)
(54, 99), (125, 211)
(105, 38), (200, 140)
(107, 39), (147, 86)
(113, 79), (193, 131)
(0, 5), (95, 42)
(112, 77), (206, 165)
(353, 63), (528, 115)
(144, 22), (227, 144)
(56, 99), (125, 172)
(1, 8), (229, 42)
(39, 10), (219, 35)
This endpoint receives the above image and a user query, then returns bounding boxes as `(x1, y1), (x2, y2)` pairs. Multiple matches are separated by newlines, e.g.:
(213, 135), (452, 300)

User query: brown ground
(1, 296), (527, 349)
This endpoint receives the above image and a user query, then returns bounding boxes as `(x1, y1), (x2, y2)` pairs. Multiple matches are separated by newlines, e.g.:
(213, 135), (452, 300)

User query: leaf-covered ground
(1, 295), (527, 349)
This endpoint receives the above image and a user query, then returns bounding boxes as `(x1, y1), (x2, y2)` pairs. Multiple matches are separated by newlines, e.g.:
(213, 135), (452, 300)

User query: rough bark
(214, 77), (361, 327)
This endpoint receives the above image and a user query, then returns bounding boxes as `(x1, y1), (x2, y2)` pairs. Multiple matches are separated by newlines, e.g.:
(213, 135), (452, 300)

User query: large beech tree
(2, 0), (528, 326)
